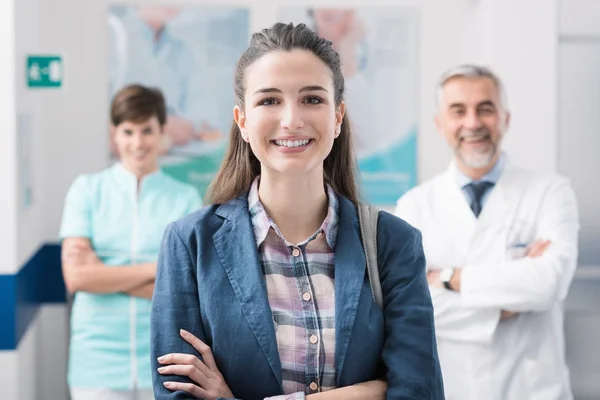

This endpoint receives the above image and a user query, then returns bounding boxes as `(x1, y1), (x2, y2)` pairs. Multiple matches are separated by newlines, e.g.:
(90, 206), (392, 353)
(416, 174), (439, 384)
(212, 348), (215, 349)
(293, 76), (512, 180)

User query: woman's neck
(258, 169), (329, 245)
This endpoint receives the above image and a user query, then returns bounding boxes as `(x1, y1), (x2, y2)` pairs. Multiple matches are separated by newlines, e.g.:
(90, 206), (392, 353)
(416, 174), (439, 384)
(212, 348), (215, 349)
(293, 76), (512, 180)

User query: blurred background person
(395, 65), (579, 400)
(59, 84), (202, 400)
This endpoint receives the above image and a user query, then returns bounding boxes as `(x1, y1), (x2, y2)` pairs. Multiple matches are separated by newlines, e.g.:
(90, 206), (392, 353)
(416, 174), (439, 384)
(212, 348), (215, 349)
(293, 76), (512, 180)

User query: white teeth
(462, 136), (488, 143)
(274, 139), (310, 148)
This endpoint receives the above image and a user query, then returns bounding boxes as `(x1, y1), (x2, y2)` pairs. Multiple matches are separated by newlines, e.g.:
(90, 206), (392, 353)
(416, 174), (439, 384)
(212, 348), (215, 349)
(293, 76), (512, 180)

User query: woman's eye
(258, 98), (279, 106)
(304, 96), (323, 105)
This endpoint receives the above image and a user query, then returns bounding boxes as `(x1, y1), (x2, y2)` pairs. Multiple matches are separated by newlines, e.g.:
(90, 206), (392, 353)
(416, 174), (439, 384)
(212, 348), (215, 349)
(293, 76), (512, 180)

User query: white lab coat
(394, 157), (579, 400)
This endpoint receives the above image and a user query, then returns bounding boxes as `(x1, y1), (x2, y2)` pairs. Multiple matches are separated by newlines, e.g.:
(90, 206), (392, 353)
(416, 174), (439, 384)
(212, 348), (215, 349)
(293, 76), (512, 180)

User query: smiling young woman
(150, 23), (444, 400)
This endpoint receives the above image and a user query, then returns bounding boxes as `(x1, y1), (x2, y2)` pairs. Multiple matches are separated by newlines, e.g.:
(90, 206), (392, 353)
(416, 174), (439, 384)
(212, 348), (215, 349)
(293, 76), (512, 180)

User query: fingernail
(157, 367), (166, 373)
(180, 329), (188, 336)
(164, 382), (172, 388)
(157, 356), (165, 363)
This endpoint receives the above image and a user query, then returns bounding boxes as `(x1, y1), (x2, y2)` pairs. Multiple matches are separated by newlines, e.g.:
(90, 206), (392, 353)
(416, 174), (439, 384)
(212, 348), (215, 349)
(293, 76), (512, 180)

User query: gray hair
(436, 64), (508, 111)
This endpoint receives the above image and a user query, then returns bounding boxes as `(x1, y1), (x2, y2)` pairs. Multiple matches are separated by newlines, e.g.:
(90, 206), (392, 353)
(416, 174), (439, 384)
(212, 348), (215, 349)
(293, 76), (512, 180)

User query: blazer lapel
(212, 196), (283, 389)
(334, 197), (368, 385)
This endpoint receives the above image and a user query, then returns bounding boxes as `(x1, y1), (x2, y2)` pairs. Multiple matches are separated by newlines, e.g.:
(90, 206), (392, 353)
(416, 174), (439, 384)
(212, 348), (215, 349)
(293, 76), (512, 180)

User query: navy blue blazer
(150, 193), (444, 399)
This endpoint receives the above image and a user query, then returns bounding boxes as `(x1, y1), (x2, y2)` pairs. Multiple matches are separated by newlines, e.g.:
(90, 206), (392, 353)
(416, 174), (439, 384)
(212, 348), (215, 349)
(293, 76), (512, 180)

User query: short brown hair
(110, 84), (167, 126)
(205, 23), (361, 205)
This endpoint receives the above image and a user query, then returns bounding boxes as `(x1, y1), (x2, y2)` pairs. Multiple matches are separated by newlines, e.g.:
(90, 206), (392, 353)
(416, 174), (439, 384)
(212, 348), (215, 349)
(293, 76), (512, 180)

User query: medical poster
(279, 7), (419, 204)
(107, 6), (249, 197)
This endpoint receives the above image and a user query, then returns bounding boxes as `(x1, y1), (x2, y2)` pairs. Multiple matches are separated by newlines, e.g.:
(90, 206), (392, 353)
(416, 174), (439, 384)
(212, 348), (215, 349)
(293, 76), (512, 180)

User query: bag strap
(357, 204), (383, 308)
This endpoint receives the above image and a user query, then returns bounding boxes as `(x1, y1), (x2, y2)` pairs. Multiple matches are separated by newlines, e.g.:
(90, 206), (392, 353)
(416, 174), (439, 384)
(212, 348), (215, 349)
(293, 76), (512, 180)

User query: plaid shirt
(248, 178), (339, 400)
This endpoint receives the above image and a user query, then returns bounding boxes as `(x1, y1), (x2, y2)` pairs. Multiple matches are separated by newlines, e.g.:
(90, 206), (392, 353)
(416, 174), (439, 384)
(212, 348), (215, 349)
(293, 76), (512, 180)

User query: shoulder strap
(357, 204), (383, 308)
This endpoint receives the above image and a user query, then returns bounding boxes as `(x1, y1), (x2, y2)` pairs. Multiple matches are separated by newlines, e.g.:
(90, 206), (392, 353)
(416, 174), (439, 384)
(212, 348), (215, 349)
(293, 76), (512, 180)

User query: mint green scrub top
(59, 163), (202, 389)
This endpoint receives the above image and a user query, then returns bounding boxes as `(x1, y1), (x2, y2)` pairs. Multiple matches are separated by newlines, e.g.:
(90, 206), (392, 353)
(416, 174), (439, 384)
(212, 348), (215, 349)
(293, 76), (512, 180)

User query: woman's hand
(158, 329), (234, 400)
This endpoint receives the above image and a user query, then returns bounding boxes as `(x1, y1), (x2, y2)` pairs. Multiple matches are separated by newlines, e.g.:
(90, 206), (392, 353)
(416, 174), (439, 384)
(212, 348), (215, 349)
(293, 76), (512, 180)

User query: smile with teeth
(272, 139), (313, 148)
(461, 135), (490, 144)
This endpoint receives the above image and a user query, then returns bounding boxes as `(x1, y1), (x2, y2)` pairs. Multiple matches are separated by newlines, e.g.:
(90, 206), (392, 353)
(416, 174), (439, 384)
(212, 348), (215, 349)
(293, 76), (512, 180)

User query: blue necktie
(464, 181), (494, 217)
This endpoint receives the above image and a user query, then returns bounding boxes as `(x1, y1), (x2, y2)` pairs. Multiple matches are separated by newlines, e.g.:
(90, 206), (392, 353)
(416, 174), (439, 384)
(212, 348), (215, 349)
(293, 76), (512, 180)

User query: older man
(395, 64), (579, 400)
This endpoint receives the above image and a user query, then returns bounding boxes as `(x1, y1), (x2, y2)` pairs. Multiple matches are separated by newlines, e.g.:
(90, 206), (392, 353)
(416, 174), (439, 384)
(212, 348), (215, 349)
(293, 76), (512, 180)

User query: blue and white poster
(279, 7), (419, 205)
(107, 6), (250, 197)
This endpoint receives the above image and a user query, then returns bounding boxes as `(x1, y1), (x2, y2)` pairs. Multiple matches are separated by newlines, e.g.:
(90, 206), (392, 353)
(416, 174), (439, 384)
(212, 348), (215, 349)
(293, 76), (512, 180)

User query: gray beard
(455, 142), (497, 169)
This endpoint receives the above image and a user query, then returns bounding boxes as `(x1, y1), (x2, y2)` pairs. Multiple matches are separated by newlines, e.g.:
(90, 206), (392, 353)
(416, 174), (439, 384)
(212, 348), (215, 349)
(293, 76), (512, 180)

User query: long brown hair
(205, 23), (361, 205)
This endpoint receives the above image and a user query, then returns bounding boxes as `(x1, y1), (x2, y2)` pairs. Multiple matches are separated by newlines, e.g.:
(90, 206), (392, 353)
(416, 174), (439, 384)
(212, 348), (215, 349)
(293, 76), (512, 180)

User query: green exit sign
(27, 55), (63, 88)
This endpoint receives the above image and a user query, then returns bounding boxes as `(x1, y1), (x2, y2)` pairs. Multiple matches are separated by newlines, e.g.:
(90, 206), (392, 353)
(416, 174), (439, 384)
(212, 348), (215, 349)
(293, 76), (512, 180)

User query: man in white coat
(395, 64), (579, 400)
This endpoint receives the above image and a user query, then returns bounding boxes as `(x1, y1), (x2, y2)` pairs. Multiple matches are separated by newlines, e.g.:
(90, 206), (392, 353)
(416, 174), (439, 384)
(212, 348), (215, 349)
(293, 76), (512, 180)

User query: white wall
(37, 305), (70, 400)
(557, 0), (600, 266)
(15, 0), (43, 267)
(0, 0), (17, 274)
(559, 0), (600, 37)
(0, 352), (18, 400)
(17, 319), (39, 400)
(557, 2), (600, 394)
(38, 0), (109, 243)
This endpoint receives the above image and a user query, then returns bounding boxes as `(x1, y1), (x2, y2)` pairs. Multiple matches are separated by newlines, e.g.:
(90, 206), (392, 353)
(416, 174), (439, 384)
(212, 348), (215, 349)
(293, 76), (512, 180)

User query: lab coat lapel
(476, 164), (511, 227)
(468, 158), (516, 264)
(433, 164), (477, 256)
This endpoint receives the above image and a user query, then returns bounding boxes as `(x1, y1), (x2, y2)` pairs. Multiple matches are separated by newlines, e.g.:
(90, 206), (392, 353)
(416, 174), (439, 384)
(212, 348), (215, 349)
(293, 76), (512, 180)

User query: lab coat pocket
(506, 244), (528, 260)
(504, 218), (536, 261)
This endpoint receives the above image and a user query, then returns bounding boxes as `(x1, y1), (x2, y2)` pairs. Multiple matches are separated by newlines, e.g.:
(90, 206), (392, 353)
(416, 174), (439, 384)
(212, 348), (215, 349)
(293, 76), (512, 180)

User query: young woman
(151, 23), (444, 400)
(60, 84), (202, 400)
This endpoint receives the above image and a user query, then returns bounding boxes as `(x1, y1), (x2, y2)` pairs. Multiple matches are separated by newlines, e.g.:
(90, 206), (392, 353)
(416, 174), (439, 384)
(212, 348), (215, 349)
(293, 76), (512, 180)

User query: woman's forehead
(244, 50), (334, 94)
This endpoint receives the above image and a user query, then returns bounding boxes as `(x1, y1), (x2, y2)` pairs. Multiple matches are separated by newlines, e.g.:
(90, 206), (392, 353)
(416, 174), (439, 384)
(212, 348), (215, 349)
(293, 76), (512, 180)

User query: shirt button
(292, 248), (300, 257)
(309, 334), (319, 344)
(309, 382), (318, 391)
(302, 292), (311, 301)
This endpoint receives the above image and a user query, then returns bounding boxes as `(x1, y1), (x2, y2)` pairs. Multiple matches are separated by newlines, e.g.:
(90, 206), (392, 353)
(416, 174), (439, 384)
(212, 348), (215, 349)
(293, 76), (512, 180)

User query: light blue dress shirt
(59, 163), (202, 389)
(455, 152), (506, 210)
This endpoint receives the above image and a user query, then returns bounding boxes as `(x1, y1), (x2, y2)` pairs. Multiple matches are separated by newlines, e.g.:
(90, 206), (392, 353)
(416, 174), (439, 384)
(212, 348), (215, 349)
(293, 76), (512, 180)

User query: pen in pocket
(509, 243), (528, 249)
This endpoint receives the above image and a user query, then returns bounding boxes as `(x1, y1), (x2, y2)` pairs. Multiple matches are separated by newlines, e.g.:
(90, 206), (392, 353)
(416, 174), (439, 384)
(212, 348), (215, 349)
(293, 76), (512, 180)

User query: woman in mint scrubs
(59, 84), (202, 400)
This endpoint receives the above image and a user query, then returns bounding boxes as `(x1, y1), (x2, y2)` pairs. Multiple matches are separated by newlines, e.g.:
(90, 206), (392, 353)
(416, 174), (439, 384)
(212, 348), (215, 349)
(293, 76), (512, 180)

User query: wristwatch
(440, 268), (455, 291)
